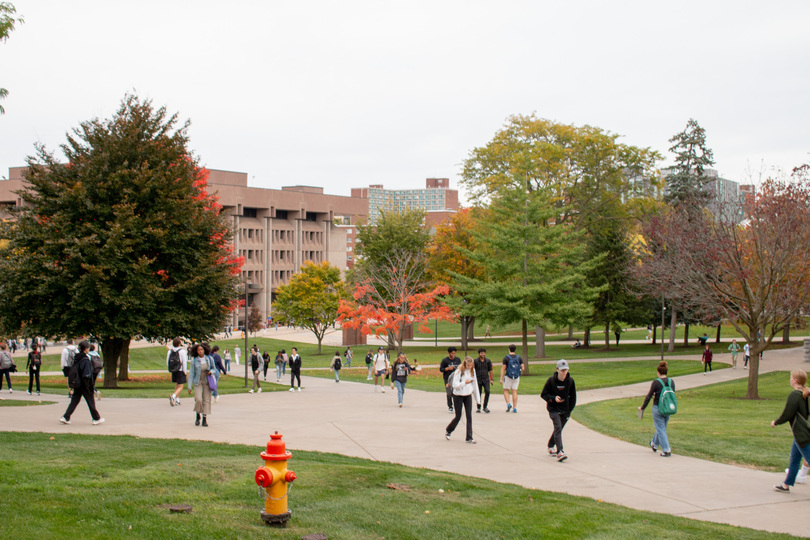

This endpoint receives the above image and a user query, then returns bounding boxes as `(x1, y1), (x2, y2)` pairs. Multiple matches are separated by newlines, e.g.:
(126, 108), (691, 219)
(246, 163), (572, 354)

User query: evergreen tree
(664, 118), (715, 206)
(0, 94), (243, 387)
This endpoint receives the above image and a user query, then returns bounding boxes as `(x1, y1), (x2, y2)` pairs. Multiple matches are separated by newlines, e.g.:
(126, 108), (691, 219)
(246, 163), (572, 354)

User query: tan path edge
(1, 347), (808, 537)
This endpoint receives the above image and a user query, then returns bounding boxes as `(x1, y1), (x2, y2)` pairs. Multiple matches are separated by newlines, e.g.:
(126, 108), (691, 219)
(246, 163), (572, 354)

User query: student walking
(0, 342), (14, 393)
(330, 351), (342, 382)
(365, 349), (374, 380)
(168, 338), (188, 406)
(728, 340), (740, 368)
(474, 347), (493, 414)
(344, 347), (353, 368)
(289, 347), (302, 391)
(500, 344), (524, 413)
(274, 350), (284, 382)
(541, 359), (577, 462)
(188, 343), (213, 427)
(26, 343), (42, 395)
(638, 360), (674, 457)
(702, 344), (713, 374)
(210, 345), (226, 402)
(59, 341), (104, 425)
(249, 348), (262, 393)
(445, 356), (481, 443)
(223, 349), (231, 373)
(391, 352), (413, 407)
(772, 369), (810, 492)
(262, 351), (271, 380)
(743, 343), (750, 369)
(373, 347), (390, 393)
(440, 347), (461, 411)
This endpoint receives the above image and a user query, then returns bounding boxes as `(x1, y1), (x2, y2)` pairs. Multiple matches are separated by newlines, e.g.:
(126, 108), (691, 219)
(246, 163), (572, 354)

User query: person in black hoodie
(59, 340), (104, 425)
(541, 359), (576, 462)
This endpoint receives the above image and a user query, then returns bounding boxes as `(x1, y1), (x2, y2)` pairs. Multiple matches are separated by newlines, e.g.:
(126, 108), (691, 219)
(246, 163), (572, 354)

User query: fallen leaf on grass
(387, 483), (411, 491)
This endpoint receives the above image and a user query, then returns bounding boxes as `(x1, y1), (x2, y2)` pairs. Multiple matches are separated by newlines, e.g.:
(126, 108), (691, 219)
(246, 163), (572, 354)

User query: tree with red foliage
(0, 94), (243, 387)
(634, 173), (810, 398)
(338, 249), (455, 351)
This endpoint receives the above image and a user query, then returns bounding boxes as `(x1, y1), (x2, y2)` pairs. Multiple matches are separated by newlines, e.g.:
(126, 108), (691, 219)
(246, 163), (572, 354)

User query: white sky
(1, 1), (808, 202)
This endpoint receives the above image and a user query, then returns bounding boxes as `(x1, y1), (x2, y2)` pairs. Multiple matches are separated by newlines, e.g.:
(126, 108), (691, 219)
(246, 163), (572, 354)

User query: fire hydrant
(255, 431), (297, 527)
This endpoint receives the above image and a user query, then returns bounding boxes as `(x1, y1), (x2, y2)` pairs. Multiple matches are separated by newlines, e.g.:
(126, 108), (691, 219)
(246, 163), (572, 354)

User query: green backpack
(657, 378), (677, 416)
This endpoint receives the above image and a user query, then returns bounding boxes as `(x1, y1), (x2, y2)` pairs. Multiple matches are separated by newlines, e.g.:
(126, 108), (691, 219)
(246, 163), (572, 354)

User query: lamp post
(660, 295), (666, 363)
(244, 280), (250, 388)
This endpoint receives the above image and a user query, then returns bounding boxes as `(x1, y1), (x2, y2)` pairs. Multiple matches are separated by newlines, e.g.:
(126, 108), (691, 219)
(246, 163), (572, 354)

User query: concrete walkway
(2, 346), (808, 537)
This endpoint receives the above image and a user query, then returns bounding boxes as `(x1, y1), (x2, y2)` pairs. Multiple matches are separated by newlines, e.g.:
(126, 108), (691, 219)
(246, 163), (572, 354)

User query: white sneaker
(258, 388), (262, 393)
(92, 418), (106, 425)
(59, 417), (71, 424)
(381, 388), (385, 393)
(175, 398), (181, 406)
(289, 388), (295, 392)
(249, 389), (254, 393)
(215, 395), (220, 403)
(297, 387), (301, 392)
(169, 395), (176, 407)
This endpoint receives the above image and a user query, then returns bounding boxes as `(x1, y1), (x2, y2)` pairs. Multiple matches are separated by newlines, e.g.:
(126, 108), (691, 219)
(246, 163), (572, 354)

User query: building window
(243, 207), (258, 218)
(276, 210), (288, 220)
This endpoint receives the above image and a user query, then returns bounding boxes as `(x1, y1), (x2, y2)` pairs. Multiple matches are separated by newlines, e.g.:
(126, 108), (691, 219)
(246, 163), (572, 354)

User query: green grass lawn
(0, 399), (57, 407)
(576, 371), (796, 472)
(312, 359), (726, 394)
(0, 432), (790, 539)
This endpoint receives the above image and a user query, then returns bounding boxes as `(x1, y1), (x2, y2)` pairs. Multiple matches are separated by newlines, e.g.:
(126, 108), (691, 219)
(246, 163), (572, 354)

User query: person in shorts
(373, 347), (389, 392)
(167, 337), (188, 406)
(500, 344), (524, 413)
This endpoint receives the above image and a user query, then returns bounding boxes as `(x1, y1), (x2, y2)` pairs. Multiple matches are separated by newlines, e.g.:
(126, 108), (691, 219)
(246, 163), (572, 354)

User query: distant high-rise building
(662, 167), (743, 222)
(351, 178), (459, 225)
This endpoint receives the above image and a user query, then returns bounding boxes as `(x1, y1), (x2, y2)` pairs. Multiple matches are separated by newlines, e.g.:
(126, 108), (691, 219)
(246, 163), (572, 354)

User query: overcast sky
(1, 1), (808, 202)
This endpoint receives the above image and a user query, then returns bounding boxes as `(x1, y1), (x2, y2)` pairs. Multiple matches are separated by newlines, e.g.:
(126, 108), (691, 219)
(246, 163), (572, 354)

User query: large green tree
(0, 94), (243, 387)
(0, 2), (24, 114)
(664, 118), (715, 206)
(272, 261), (343, 354)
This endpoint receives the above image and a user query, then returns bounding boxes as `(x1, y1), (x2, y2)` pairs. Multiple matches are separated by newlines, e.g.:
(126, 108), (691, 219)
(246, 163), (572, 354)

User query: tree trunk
(683, 323), (690, 346)
(604, 321), (610, 349)
(117, 338), (131, 381)
(746, 339), (761, 399)
(316, 335), (323, 355)
(668, 308), (677, 353)
(584, 327), (591, 347)
(783, 324), (791, 344)
(466, 316), (476, 343)
(460, 317), (469, 354)
(101, 337), (127, 389)
(652, 323), (657, 345)
(534, 325), (546, 359)
(568, 325), (574, 339)
(521, 319), (530, 375)
(716, 324), (722, 344)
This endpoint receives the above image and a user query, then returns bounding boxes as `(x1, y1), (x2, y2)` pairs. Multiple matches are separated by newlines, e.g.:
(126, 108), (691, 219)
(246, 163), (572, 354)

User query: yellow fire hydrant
(254, 431), (297, 527)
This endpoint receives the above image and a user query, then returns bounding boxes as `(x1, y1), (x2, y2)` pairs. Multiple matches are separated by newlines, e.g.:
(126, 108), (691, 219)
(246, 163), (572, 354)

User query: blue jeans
(367, 364), (373, 378)
(276, 363), (283, 380)
(652, 405), (671, 452)
(784, 440), (810, 486)
(394, 380), (405, 403)
(334, 369), (340, 381)
(224, 358), (231, 372)
(345, 356), (351, 367)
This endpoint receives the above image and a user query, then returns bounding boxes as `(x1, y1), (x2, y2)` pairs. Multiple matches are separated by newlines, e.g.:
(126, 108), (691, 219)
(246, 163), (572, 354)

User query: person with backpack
(330, 350), (342, 383)
(188, 343), (214, 426)
(702, 344), (713, 374)
(499, 344), (524, 413)
(210, 345), (226, 403)
(249, 347), (262, 393)
(541, 359), (577, 462)
(274, 350), (284, 382)
(59, 340), (104, 425)
(728, 339), (741, 368)
(289, 347), (302, 391)
(26, 343), (42, 395)
(262, 351), (271, 380)
(638, 360), (675, 457)
(167, 337), (188, 406)
(391, 352), (413, 407)
(445, 356), (481, 444)
(343, 347), (353, 368)
(440, 346), (461, 411)
(60, 339), (78, 398)
(0, 342), (14, 393)
(88, 344), (103, 401)
(365, 349), (374, 380)
(772, 369), (810, 492)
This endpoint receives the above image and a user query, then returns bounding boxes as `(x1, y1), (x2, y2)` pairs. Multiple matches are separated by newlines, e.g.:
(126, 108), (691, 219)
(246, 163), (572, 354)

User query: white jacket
(451, 368), (481, 404)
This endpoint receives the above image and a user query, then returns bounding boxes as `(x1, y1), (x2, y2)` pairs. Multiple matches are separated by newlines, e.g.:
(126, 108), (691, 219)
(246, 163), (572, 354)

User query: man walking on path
(60, 339), (78, 398)
(541, 359), (576, 462)
(474, 347), (493, 414)
(365, 349), (374, 380)
(289, 347), (302, 391)
(167, 337), (188, 406)
(250, 347), (262, 393)
(372, 347), (390, 393)
(500, 344), (524, 413)
(60, 340), (104, 426)
(440, 346), (461, 412)
(234, 345), (241, 366)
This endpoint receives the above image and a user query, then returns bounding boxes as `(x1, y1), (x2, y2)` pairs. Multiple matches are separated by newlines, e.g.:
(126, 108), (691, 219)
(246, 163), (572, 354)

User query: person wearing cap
(439, 346), (462, 412)
(541, 359), (577, 462)
(372, 347), (389, 392)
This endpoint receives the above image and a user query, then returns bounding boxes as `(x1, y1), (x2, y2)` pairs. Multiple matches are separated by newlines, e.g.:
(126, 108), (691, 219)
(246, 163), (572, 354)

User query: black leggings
(28, 368), (40, 393)
(291, 371), (301, 388)
(446, 394), (474, 441)
(477, 379), (491, 409)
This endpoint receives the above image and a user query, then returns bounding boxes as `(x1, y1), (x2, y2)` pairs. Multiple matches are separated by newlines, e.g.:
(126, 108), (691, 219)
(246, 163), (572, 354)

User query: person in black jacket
(59, 341), (104, 425)
(439, 347), (461, 413)
(772, 369), (810, 492)
(26, 343), (42, 395)
(638, 360), (675, 457)
(289, 347), (302, 391)
(474, 348), (493, 414)
(541, 359), (576, 462)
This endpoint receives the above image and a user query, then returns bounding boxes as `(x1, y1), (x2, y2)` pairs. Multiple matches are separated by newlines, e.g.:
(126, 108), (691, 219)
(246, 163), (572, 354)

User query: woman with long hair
(26, 343), (42, 395)
(445, 356), (481, 444)
(391, 352), (413, 407)
(638, 361), (675, 457)
(772, 369), (810, 492)
(188, 343), (213, 427)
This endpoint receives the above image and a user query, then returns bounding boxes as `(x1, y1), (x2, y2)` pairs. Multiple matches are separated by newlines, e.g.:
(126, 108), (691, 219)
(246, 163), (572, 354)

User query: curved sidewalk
(1, 347), (808, 537)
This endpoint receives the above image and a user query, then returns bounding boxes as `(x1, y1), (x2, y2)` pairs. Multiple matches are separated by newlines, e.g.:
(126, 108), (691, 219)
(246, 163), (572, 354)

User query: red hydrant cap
(285, 471), (297, 483)
(266, 431), (286, 455)
(255, 467), (273, 487)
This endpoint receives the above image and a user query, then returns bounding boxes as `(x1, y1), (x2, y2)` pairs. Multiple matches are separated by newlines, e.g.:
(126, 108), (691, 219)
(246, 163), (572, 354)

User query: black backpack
(167, 349), (182, 373)
(67, 363), (81, 389)
(334, 357), (342, 371)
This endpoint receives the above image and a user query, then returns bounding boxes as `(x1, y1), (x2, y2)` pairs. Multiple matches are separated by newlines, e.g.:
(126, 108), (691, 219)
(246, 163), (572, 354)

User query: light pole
(660, 295), (666, 363)
(244, 280), (250, 388)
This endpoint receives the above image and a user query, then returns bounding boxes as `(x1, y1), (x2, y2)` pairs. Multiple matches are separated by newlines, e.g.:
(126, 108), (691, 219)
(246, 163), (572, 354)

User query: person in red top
(702, 344), (713, 374)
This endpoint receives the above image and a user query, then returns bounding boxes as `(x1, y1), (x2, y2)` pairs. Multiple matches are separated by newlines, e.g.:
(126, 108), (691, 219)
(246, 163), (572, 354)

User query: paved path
(2, 346), (809, 537)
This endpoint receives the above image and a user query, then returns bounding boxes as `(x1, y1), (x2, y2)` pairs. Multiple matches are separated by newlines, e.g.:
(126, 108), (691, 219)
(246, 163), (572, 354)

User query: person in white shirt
(743, 342), (750, 370)
(234, 345), (241, 365)
(60, 339), (78, 398)
(372, 347), (390, 393)
(445, 356), (481, 444)
(167, 337), (188, 406)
